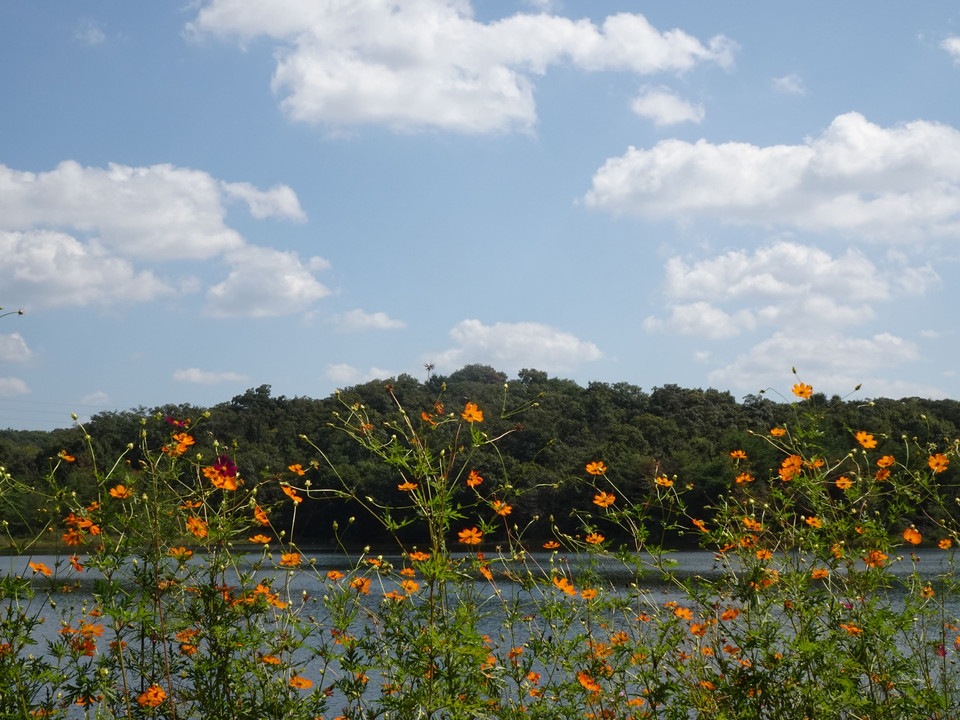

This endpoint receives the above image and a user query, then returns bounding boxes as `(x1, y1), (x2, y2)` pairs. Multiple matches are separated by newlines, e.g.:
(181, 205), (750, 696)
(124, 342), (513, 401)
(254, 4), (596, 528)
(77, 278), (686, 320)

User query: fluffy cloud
(0, 161), (325, 317)
(75, 19), (106, 46)
(205, 246), (331, 317)
(631, 86), (704, 126)
(426, 319), (602, 373)
(645, 241), (937, 338)
(173, 368), (251, 384)
(0, 378), (29, 397)
(942, 37), (960, 63)
(707, 331), (926, 397)
(324, 363), (396, 386)
(0, 333), (32, 363)
(187, 1), (734, 133)
(771, 74), (805, 95)
(0, 230), (172, 309)
(334, 309), (406, 332)
(584, 112), (960, 241)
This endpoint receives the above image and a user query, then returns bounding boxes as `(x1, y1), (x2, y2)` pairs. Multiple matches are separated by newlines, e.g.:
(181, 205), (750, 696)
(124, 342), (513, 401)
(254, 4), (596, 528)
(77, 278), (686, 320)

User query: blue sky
(2, 1), (960, 430)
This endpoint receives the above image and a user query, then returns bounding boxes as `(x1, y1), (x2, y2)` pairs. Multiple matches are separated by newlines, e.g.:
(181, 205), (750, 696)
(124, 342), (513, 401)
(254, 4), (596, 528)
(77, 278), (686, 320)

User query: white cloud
(323, 363), (395, 385)
(707, 331), (922, 396)
(335, 309), (406, 332)
(205, 245), (331, 317)
(584, 112), (960, 241)
(0, 230), (173, 309)
(220, 181), (306, 221)
(80, 391), (111, 406)
(173, 368), (251, 384)
(631, 86), (704, 126)
(942, 36), (960, 63)
(426, 319), (602, 373)
(75, 19), (106, 46)
(187, 1), (734, 134)
(772, 74), (805, 95)
(0, 378), (29, 397)
(0, 161), (304, 260)
(643, 302), (754, 339)
(0, 333), (32, 363)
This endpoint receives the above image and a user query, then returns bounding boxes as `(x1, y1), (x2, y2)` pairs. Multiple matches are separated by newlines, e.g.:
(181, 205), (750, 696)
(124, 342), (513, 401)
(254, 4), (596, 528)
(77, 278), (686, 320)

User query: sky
(2, 1), (960, 430)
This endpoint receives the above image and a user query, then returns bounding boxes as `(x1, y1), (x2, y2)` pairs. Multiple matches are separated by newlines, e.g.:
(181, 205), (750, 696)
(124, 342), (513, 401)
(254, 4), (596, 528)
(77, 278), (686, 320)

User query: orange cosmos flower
(326, 570), (345, 581)
(876, 455), (895, 468)
(69, 555), (83, 572)
(902, 527), (922, 545)
(584, 533), (604, 545)
(204, 467), (238, 491)
(779, 455), (803, 482)
(420, 411), (437, 426)
(720, 607), (740, 621)
(261, 655), (281, 664)
(458, 527), (483, 545)
(735, 472), (754, 485)
(249, 534), (271, 544)
(409, 551), (431, 561)
(835, 476), (852, 490)
(729, 450), (747, 460)
(770, 427), (786, 437)
(542, 540), (560, 549)
(58, 450), (76, 462)
(805, 517), (822, 529)
(585, 461), (607, 475)
(929, 453), (950, 473)
(136, 686), (166, 707)
(792, 383), (813, 399)
(186, 516), (207, 539)
(553, 576), (576, 596)
(864, 550), (887, 568)
(577, 671), (600, 693)
(593, 491), (615, 508)
(839, 623), (862, 636)
(288, 464), (306, 476)
(673, 607), (693, 620)
(279, 553), (302, 567)
(692, 518), (707, 532)
(461, 402), (483, 423)
(875, 469), (890, 481)
(466, 469), (483, 487)
(811, 568), (829, 580)
(397, 481), (417, 491)
(855, 431), (877, 449)
(922, 586), (935, 598)
(350, 577), (371, 594)
(492, 500), (512, 516)
(169, 546), (192, 559)
(281, 485), (303, 504)
(755, 549), (772, 560)
(654, 476), (673, 487)
(108, 484), (133, 499)
(939, 538), (953, 550)
(254, 505), (269, 525)
(289, 675), (312, 689)
(580, 588), (598, 600)
(401, 579), (420, 594)
(28, 561), (52, 577)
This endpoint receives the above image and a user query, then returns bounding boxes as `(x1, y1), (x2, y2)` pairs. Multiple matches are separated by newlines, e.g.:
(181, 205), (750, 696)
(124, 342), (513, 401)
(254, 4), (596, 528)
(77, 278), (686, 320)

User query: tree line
(3, 364), (959, 546)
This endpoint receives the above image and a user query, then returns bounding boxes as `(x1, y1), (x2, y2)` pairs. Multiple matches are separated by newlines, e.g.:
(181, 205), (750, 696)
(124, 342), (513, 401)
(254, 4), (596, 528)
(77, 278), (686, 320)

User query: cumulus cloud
(323, 363), (395, 386)
(772, 74), (805, 95)
(942, 37), (960, 63)
(631, 86), (704, 125)
(584, 112), (960, 241)
(707, 331), (925, 397)
(645, 241), (937, 338)
(0, 230), (172, 309)
(0, 333), (32, 363)
(334, 309), (406, 332)
(426, 319), (602, 373)
(205, 245), (331, 317)
(187, 1), (734, 133)
(173, 368), (251, 384)
(0, 161), (324, 316)
(0, 378), (29, 397)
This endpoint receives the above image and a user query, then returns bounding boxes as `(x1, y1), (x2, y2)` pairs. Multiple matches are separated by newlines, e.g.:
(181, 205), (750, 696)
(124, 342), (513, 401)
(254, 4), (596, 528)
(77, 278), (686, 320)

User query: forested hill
(3, 364), (960, 544)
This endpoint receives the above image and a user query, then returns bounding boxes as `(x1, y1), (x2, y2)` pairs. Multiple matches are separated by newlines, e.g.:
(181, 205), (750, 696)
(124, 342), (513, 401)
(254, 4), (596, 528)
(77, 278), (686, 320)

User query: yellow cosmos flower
(792, 383), (813, 399)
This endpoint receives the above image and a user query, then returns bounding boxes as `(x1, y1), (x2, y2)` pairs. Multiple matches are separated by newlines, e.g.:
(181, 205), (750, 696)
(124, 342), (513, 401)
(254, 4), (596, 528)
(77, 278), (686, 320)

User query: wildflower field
(2, 379), (960, 719)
